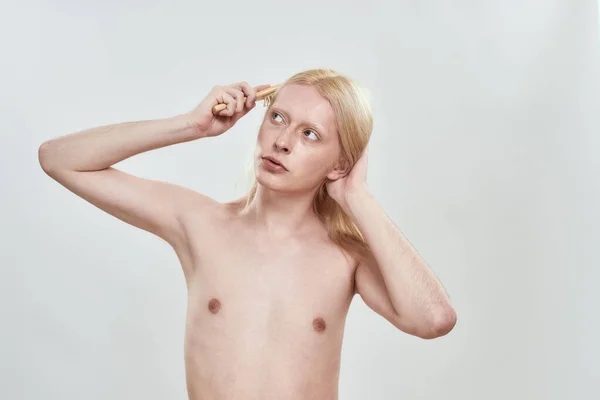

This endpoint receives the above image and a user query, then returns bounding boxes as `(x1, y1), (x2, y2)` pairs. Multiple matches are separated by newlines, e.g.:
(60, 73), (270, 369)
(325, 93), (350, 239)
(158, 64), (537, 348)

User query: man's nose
(273, 128), (293, 153)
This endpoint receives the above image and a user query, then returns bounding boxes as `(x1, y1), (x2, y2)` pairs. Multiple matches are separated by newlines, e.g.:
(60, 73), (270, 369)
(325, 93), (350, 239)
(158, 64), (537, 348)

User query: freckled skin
(312, 317), (326, 332)
(208, 298), (221, 314)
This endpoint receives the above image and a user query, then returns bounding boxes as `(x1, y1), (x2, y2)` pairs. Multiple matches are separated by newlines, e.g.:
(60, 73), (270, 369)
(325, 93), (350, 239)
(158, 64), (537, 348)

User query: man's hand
(326, 145), (369, 214)
(187, 82), (272, 139)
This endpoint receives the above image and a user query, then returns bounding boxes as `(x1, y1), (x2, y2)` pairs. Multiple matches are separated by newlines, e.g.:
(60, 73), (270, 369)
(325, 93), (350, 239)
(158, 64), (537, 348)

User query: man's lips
(262, 156), (287, 170)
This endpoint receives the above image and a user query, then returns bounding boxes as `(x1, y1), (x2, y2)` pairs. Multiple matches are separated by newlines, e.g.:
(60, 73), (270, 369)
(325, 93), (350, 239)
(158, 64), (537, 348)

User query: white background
(2, 1), (599, 399)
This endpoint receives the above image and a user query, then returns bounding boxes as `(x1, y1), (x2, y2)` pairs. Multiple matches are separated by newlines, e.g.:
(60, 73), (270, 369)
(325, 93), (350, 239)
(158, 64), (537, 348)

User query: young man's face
(254, 83), (345, 193)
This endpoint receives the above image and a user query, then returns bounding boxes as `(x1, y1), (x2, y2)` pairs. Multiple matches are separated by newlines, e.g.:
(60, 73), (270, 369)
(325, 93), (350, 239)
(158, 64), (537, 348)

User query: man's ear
(326, 157), (351, 181)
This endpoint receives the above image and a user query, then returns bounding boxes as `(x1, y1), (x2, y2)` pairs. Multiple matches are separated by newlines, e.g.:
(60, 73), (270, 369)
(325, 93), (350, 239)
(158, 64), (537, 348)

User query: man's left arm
(345, 185), (457, 339)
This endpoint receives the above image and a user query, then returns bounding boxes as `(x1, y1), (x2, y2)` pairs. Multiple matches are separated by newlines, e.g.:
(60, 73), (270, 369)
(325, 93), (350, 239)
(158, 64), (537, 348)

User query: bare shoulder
(178, 195), (245, 225)
(162, 191), (239, 280)
(174, 194), (246, 249)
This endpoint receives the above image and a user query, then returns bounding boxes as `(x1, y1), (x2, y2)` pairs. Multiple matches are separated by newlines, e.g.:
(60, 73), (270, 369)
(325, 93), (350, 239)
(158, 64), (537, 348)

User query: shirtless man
(38, 70), (456, 399)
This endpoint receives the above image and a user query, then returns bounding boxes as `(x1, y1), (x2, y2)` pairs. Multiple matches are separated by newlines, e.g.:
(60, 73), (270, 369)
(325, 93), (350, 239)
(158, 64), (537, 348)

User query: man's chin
(256, 173), (285, 188)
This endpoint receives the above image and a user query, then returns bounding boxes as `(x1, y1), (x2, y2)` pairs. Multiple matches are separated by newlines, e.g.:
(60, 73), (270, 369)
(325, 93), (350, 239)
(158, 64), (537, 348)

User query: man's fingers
(217, 82), (274, 119)
(236, 81), (256, 108)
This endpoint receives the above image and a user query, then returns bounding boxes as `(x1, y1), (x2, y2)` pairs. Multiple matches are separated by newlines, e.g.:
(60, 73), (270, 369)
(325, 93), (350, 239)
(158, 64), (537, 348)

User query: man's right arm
(37, 113), (215, 251)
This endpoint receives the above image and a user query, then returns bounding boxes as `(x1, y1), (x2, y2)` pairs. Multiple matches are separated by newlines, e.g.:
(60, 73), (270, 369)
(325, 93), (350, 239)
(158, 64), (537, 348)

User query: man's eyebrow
(271, 106), (326, 134)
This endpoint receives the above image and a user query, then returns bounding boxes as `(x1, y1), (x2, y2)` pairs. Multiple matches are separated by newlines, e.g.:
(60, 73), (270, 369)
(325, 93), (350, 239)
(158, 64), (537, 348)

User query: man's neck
(242, 184), (322, 240)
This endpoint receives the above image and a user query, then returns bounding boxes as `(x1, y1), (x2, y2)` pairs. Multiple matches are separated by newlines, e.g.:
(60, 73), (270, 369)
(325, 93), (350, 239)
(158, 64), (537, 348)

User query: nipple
(208, 298), (221, 314)
(312, 317), (326, 332)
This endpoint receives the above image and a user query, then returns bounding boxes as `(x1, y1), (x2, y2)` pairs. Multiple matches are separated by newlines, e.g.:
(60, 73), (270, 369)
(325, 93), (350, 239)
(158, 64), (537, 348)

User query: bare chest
(182, 214), (357, 336)
(190, 219), (354, 326)
(175, 208), (357, 398)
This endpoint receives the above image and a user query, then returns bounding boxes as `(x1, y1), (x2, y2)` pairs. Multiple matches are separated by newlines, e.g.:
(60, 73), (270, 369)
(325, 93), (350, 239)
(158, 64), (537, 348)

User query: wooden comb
(211, 84), (281, 115)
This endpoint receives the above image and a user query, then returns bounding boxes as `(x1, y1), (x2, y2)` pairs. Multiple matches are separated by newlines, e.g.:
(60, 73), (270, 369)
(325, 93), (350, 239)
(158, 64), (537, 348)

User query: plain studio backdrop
(1, 1), (599, 399)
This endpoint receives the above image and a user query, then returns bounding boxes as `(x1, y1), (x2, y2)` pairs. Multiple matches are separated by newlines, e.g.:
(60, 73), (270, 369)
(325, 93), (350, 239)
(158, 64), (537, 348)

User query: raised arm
(38, 114), (207, 244)
(38, 82), (270, 277)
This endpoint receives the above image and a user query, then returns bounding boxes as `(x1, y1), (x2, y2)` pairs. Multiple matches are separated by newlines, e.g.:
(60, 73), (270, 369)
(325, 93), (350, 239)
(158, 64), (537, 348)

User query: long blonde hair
(242, 68), (373, 264)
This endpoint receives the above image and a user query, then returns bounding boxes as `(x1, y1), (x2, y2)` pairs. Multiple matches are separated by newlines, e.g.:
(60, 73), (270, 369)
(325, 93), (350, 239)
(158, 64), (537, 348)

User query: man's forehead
(272, 85), (336, 130)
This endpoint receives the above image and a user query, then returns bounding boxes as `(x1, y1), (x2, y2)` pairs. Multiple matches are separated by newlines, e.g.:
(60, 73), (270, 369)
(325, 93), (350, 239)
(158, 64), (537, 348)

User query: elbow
(419, 306), (457, 339)
(434, 306), (457, 337)
(38, 141), (58, 175)
(38, 141), (51, 169)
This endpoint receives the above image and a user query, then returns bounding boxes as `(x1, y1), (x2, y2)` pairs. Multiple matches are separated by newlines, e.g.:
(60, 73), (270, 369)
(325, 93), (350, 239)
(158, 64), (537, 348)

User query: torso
(173, 199), (358, 400)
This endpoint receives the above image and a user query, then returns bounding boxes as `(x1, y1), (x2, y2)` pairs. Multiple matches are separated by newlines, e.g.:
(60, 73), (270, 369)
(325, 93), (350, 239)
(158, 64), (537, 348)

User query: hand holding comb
(212, 84), (281, 115)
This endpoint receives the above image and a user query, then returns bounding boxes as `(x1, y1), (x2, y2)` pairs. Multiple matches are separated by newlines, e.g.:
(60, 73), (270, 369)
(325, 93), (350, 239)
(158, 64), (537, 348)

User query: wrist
(345, 184), (371, 212)
(174, 112), (207, 140)
(345, 183), (370, 203)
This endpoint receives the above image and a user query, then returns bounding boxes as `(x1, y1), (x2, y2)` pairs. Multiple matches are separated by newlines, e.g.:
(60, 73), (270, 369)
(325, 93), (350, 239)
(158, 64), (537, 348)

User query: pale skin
(38, 81), (456, 400)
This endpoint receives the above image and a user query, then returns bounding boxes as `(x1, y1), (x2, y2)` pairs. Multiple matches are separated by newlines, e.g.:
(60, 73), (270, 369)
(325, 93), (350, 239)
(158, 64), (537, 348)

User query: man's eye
(272, 112), (318, 141)
(304, 130), (319, 141)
